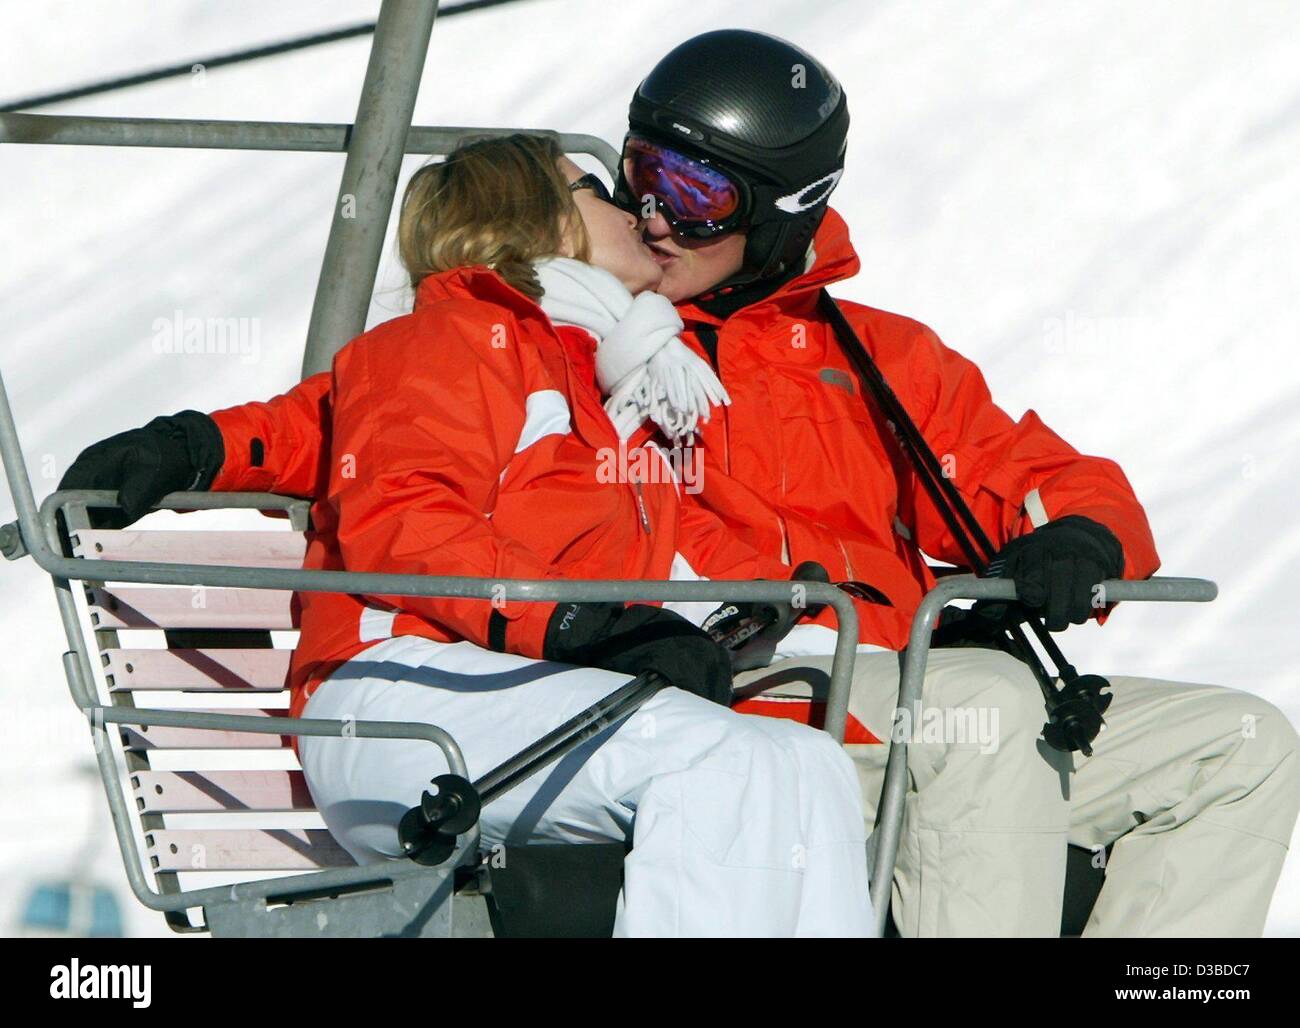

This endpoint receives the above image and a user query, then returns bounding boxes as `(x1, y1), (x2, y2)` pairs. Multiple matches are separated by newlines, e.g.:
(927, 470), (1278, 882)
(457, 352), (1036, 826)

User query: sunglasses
(568, 172), (615, 204)
(619, 135), (748, 239)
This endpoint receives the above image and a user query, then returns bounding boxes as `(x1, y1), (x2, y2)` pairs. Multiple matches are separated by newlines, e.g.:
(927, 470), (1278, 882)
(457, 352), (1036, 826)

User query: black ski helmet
(622, 29), (849, 285)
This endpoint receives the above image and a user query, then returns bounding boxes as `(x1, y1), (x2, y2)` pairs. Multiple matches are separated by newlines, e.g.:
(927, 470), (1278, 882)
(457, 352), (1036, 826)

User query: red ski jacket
(211, 209), (1160, 682)
(671, 208), (1160, 650)
(211, 266), (791, 715)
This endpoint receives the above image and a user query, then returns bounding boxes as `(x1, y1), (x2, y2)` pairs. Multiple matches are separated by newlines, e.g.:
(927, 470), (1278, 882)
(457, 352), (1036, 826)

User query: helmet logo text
(774, 169), (844, 214)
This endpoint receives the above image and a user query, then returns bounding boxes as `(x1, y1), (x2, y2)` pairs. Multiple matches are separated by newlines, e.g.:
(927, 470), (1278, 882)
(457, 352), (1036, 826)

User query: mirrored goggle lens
(623, 137), (742, 227)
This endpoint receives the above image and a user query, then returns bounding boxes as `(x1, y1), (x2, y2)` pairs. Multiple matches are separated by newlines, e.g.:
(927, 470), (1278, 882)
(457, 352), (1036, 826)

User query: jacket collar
(413, 264), (551, 322)
(413, 264), (627, 449)
(676, 206), (861, 326)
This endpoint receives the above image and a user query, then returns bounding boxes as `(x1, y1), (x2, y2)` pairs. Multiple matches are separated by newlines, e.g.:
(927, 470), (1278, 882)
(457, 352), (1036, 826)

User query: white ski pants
(298, 635), (875, 938)
(736, 648), (1300, 937)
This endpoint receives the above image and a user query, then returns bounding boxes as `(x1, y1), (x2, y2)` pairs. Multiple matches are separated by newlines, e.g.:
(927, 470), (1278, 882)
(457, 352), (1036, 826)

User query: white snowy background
(1, 0), (1297, 935)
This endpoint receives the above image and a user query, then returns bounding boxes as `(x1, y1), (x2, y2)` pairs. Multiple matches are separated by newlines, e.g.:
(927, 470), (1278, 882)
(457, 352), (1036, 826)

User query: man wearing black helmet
(615, 30), (850, 305)
(611, 29), (1299, 937)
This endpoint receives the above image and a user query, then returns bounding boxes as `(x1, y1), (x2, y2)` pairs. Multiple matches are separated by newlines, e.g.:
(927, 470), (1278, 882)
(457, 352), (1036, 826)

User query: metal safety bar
(0, 113), (619, 177)
(0, 360), (1222, 932)
(304, 0), (432, 374)
(24, 487), (860, 738)
(0, 361), (861, 921)
(25, 485), (485, 920)
(867, 572), (1219, 936)
(81, 703), (478, 916)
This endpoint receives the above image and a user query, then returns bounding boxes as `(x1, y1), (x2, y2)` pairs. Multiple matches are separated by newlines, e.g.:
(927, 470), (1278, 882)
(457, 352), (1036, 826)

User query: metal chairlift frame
(0, 0), (1219, 937)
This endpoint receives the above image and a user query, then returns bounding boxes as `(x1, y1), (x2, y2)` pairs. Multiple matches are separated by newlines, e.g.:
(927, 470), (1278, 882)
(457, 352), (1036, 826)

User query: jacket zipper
(632, 474), (652, 535)
(695, 323), (730, 474)
(723, 408), (731, 475)
(838, 537), (855, 579)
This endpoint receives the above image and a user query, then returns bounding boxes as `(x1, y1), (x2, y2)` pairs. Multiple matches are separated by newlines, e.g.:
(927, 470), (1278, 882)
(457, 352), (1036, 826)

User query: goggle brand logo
(775, 169), (844, 214)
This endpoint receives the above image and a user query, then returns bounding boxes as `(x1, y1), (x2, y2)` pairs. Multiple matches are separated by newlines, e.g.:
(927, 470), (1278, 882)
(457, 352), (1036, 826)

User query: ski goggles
(619, 135), (748, 239)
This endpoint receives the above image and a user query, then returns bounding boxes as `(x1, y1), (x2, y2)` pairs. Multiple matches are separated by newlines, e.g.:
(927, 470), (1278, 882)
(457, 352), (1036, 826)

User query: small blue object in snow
(21, 881), (124, 937)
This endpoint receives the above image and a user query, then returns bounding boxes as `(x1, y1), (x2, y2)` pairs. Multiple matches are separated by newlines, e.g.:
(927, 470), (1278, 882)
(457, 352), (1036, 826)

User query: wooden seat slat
(131, 770), (314, 812)
(103, 648), (292, 692)
(121, 722), (291, 750)
(74, 530), (307, 569)
(72, 523), (375, 884)
(88, 586), (295, 630)
(146, 829), (352, 871)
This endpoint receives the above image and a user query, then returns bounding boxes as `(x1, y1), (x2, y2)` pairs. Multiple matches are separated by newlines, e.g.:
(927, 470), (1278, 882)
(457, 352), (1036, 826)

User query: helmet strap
(714, 203), (827, 292)
(696, 240), (808, 318)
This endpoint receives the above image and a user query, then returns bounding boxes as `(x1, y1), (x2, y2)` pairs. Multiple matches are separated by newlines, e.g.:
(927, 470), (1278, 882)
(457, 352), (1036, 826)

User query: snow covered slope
(2, 0), (1298, 934)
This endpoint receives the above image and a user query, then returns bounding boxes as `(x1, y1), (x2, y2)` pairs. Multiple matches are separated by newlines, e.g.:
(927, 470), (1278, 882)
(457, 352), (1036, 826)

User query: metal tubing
(2, 362), (1219, 927)
(31, 489), (858, 620)
(0, 113), (621, 177)
(73, 698), (479, 916)
(2, 482), (857, 741)
(95, 706), (470, 778)
(301, 0), (441, 377)
(31, 489), (862, 739)
(867, 572), (1218, 935)
(90, 703), (477, 915)
(0, 373), (42, 537)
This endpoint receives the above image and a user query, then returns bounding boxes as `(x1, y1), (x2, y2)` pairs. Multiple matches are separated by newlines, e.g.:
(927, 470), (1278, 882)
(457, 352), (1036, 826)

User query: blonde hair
(398, 133), (590, 299)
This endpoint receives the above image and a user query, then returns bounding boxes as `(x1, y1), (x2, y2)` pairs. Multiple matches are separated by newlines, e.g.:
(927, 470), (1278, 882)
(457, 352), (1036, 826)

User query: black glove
(58, 411), (225, 529)
(543, 602), (732, 706)
(988, 516), (1124, 631)
(931, 602), (1020, 654)
(701, 560), (832, 672)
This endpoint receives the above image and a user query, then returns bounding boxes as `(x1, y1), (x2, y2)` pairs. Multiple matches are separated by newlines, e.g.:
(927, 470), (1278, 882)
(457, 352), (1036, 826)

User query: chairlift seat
(1, 482), (1217, 937)
(59, 501), (636, 937)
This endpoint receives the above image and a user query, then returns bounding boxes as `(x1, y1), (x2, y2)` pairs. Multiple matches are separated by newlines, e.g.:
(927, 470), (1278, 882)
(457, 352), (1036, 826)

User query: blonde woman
(61, 135), (875, 937)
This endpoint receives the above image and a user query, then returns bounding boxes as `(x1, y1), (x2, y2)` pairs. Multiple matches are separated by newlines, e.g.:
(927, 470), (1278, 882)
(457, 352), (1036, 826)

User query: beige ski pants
(736, 647), (1300, 936)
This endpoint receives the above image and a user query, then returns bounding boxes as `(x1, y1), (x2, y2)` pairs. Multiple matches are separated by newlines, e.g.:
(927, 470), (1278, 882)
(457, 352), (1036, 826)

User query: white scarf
(532, 257), (729, 442)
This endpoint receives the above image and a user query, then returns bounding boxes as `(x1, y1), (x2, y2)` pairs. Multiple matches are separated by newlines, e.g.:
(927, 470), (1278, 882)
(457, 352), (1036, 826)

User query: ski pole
(398, 669), (668, 865)
(398, 594), (804, 865)
(819, 291), (1109, 755)
(471, 670), (667, 806)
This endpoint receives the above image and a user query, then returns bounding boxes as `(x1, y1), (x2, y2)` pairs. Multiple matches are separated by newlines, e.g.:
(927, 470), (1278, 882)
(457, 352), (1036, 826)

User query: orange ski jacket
(210, 211), (1160, 704)
(670, 207), (1160, 650)
(211, 265), (792, 714)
